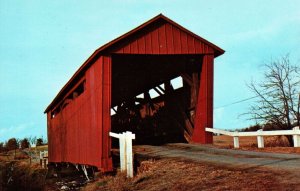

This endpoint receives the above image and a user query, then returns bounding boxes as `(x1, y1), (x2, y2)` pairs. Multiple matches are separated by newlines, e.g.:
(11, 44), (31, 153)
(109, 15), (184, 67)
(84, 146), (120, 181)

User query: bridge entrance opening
(111, 54), (203, 145)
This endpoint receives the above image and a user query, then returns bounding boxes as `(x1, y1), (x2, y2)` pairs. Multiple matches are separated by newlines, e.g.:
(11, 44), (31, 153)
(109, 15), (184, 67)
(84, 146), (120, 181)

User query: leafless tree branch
(244, 55), (300, 145)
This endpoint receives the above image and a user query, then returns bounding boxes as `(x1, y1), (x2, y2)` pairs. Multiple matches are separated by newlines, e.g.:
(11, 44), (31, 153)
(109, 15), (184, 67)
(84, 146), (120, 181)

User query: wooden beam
(112, 107), (117, 113)
(192, 72), (199, 99)
(187, 106), (195, 111)
(164, 81), (174, 93)
(190, 72), (199, 124)
(181, 73), (193, 87)
(153, 87), (164, 96)
(171, 98), (194, 139)
(180, 110), (194, 136)
(157, 85), (165, 93)
(116, 104), (122, 113)
(184, 130), (192, 143)
(165, 111), (192, 143)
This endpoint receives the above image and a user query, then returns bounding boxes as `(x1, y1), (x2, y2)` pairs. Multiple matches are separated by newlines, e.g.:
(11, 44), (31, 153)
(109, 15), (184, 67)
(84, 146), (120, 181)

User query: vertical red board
(87, 65), (95, 166)
(194, 39), (201, 54)
(172, 26), (181, 54)
(101, 56), (113, 170)
(192, 54), (214, 144)
(47, 113), (52, 161)
(187, 35), (195, 54)
(144, 32), (153, 54)
(131, 40), (139, 53)
(92, 56), (113, 171)
(56, 113), (62, 161)
(158, 24), (167, 54)
(64, 107), (70, 162)
(180, 30), (188, 54)
(165, 23), (174, 54)
(123, 43), (131, 53)
(151, 27), (159, 54)
(89, 64), (99, 166)
(50, 112), (62, 162)
(137, 36), (146, 54)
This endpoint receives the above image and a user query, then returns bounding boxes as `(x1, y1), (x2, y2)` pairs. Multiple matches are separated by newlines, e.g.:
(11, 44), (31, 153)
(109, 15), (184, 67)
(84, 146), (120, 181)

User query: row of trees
(0, 136), (47, 153)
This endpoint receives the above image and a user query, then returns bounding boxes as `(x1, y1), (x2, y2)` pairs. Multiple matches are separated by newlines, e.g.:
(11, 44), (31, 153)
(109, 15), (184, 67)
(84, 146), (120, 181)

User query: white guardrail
(206, 126), (300, 148)
(109, 131), (135, 178)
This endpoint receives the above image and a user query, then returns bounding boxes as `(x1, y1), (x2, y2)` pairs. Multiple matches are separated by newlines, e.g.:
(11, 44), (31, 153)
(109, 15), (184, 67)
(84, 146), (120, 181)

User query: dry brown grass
(213, 135), (300, 154)
(0, 147), (48, 191)
(214, 135), (291, 148)
(83, 171), (132, 191)
(264, 135), (290, 147)
(82, 136), (300, 190)
(83, 159), (299, 191)
(214, 135), (258, 148)
(0, 160), (47, 191)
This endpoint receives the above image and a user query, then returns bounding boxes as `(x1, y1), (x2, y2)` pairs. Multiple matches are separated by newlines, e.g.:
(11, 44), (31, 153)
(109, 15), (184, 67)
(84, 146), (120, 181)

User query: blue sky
(0, 0), (300, 142)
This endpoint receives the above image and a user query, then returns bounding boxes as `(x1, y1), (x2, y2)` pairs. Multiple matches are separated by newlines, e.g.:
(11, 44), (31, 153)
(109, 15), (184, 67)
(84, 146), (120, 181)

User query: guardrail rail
(206, 126), (300, 148)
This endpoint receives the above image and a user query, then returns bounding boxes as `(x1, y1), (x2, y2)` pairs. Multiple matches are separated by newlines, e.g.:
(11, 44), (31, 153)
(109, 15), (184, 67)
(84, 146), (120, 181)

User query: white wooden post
(125, 131), (135, 178)
(119, 133), (126, 172)
(233, 136), (239, 148)
(257, 129), (264, 148)
(40, 151), (43, 159)
(109, 131), (135, 178)
(293, 127), (300, 147)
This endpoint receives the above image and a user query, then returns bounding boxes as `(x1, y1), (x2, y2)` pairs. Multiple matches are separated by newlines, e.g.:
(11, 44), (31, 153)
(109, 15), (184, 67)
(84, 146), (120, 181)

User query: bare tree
(247, 55), (300, 145)
(28, 136), (37, 147)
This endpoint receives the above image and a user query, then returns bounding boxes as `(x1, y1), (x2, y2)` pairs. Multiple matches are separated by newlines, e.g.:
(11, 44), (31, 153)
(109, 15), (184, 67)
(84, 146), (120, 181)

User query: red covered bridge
(45, 14), (224, 171)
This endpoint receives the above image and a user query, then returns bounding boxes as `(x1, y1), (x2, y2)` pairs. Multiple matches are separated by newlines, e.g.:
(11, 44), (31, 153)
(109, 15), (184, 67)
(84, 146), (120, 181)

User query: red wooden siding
(114, 22), (214, 55)
(192, 54), (214, 143)
(47, 56), (112, 171)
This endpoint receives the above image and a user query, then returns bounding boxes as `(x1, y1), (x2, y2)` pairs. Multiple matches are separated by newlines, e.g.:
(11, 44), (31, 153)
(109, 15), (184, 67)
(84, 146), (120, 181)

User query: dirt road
(134, 143), (300, 172)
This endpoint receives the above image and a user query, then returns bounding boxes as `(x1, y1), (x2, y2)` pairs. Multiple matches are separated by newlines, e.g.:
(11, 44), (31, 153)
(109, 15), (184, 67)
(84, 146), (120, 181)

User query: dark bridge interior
(111, 54), (203, 145)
